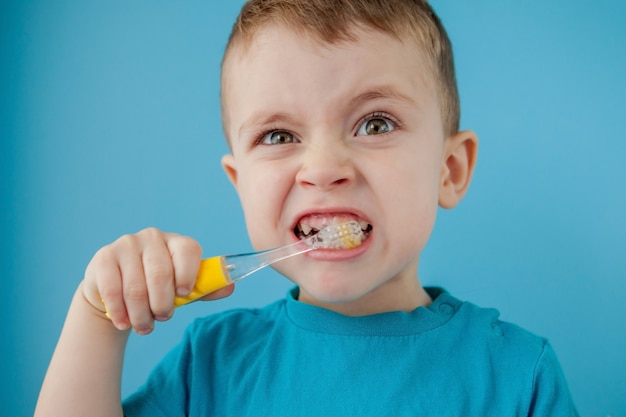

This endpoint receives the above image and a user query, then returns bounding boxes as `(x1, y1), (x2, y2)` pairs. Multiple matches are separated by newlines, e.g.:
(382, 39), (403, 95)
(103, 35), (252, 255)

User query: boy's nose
(295, 141), (356, 191)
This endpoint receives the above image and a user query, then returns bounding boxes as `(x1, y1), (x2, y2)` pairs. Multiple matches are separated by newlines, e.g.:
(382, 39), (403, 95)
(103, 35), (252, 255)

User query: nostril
(295, 147), (356, 190)
(299, 175), (351, 191)
(296, 166), (355, 189)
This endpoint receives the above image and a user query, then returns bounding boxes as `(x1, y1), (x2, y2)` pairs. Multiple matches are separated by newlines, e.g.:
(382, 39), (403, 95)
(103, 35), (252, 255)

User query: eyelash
(253, 127), (298, 146)
(355, 112), (400, 136)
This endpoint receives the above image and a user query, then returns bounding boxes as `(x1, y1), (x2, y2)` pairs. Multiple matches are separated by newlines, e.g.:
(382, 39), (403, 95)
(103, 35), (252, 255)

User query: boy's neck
(297, 278), (432, 317)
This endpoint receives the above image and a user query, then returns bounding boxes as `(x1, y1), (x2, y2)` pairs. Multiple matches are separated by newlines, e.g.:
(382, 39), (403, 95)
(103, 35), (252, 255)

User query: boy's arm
(34, 282), (129, 417)
(35, 228), (232, 417)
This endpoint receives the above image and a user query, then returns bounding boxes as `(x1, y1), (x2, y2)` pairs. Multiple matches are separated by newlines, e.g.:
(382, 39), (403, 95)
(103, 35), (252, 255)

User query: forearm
(35, 283), (130, 417)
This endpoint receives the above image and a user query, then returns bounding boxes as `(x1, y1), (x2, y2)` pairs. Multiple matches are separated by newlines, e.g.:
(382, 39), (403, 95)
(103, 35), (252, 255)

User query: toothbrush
(102, 221), (367, 317)
(174, 220), (365, 306)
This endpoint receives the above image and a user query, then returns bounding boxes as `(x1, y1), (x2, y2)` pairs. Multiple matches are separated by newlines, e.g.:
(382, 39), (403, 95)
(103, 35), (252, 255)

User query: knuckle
(139, 227), (162, 240)
(123, 284), (147, 302)
(92, 245), (116, 265)
(171, 235), (202, 257)
(99, 286), (121, 301)
(115, 233), (140, 251)
(145, 263), (173, 284)
(87, 254), (119, 287)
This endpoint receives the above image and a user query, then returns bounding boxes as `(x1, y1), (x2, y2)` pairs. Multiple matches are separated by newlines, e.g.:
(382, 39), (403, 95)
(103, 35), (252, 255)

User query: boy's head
(221, 0), (459, 140)
(219, 0), (477, 314)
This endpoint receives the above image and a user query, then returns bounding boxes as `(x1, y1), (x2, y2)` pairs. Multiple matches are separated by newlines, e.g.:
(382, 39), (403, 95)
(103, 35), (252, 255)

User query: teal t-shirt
(123, 287), (578, 416)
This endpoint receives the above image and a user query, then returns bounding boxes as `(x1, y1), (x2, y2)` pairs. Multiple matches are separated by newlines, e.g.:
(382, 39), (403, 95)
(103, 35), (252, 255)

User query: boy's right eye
(260, 130), (297, 145)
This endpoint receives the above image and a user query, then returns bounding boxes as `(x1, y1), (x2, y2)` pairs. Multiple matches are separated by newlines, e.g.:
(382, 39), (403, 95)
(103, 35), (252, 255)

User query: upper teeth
(300, 223), (313, 235)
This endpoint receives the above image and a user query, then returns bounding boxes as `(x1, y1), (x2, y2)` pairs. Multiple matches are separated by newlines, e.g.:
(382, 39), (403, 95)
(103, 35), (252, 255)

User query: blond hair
(222, 0), (459, 137)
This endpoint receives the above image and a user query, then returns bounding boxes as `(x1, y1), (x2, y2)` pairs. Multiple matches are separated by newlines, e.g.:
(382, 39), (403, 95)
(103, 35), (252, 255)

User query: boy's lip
(304, 233), (372, 261)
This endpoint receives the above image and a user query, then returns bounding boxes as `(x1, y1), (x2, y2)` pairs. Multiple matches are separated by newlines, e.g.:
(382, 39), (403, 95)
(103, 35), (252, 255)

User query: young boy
(36, 0), (579, 415)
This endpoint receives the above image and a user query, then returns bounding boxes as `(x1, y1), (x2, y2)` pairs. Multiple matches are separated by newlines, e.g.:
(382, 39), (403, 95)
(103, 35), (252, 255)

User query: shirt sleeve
(528, 341), (579, 416)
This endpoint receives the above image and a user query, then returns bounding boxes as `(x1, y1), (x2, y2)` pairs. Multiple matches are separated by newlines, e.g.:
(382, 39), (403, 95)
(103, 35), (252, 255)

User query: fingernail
(135, 326), (153, 335)
(176, 286), (191, 297)
(115, 321), (130, 331)
(155, 314), (172, 322)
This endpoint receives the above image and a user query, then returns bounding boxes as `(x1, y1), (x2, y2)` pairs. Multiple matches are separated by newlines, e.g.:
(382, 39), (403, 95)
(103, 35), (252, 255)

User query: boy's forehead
(224, 21), (433, 67)
(221, 24), (438, 111)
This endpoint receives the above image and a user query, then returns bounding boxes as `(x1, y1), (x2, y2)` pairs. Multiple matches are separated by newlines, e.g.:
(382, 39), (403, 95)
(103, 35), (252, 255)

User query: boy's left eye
(356, 115), (396, 136)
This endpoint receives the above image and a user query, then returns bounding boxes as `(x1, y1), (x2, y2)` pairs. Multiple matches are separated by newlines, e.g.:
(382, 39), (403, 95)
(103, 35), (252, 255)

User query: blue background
(2, 1), (624, 415)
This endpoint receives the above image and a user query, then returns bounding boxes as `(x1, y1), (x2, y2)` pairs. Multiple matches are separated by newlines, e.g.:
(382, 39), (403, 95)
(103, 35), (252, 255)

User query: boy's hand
(81, 228), (233, 334)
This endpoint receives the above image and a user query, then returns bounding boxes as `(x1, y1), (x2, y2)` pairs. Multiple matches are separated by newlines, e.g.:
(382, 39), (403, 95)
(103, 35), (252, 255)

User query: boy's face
(221, 25), (469, 314)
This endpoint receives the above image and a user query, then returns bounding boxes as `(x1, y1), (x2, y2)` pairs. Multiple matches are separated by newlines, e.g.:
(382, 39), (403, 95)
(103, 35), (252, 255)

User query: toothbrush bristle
(310, 221), (365, 249)
(337, 223), (362, 249)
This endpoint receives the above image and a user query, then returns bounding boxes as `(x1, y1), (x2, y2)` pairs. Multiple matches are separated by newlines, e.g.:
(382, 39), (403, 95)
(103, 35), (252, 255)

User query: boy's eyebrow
(348, 86), (417, 109)
(238, 113), (297, 139)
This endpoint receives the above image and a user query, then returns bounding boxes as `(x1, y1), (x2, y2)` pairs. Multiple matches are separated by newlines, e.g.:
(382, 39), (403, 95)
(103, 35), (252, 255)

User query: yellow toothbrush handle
(174, 256), (232, 306)
(103, 256), (231, 318)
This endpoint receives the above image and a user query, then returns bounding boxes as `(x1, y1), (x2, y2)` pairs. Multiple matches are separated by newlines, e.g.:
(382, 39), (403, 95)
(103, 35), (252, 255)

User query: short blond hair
(222, 0), (459, 137)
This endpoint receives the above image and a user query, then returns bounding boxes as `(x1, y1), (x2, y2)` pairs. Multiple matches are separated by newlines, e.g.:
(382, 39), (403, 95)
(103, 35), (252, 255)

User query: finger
(142, 234), (176, 322)
(82, 248), (109, 312)
(97, 262), (129, 330)
(87, 247), (129, 330)
(198, 283), (235, 301)
(116, 235), (154, 335)
(166, 233), (202, 297)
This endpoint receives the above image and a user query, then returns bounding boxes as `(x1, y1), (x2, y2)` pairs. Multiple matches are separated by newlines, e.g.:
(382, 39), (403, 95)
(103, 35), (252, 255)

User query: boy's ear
(438, 130), (479, 209)
(221, 154), (239, 189)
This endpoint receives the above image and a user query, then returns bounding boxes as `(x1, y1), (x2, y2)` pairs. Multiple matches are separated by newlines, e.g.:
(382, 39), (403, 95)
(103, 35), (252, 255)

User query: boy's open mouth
(294, 214), (373, 242)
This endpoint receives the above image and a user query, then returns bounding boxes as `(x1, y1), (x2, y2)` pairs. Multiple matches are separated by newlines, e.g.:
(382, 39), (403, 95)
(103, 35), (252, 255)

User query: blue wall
(2, 1), (624, 415)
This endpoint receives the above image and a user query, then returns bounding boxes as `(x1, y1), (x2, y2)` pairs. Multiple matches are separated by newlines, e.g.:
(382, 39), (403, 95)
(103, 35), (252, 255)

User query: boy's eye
(261, 130), (297, 145)
(356, 116), (395, 136)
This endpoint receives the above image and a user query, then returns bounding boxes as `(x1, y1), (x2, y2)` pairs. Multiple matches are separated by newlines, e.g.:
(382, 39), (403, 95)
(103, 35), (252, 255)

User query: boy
(36, 0), (579, 415)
